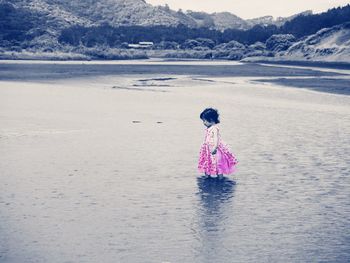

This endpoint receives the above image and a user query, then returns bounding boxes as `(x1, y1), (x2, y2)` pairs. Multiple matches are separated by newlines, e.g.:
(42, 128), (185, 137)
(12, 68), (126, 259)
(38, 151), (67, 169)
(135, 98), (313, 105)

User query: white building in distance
(128, 42), (154, 49)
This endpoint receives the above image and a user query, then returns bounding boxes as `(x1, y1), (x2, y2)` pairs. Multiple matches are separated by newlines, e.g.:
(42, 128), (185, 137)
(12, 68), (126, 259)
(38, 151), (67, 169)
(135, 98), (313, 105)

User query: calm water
(0, 60), (349, 262)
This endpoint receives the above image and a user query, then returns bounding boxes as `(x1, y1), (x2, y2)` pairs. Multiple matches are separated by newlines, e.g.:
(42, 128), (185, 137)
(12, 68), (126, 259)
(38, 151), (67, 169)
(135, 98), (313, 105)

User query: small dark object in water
(132, 121), (141, 123)
(156, 121), (163, 124)
(133, 84), (170, 87)
(139, 77), (176, 81)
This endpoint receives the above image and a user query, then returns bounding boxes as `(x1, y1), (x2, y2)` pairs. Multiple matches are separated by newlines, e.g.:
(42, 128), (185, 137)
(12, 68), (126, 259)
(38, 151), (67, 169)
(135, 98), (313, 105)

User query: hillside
(186, 11), (249, 31)
(281, 22), (350, 62)
(10, 0), (197, 28)
(247, 11), (313, 27)
(1, 0), (350, 62)
(3, 0), (314, 32)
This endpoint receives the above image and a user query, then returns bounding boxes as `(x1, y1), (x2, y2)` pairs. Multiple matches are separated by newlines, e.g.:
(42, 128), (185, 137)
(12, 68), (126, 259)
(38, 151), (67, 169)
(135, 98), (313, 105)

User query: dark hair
(200, 108), (220, 124)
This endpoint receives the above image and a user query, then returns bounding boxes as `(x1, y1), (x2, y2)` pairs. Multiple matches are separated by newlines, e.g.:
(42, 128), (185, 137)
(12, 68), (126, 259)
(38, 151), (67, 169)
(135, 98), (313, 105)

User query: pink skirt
(198, 143), (238, 175)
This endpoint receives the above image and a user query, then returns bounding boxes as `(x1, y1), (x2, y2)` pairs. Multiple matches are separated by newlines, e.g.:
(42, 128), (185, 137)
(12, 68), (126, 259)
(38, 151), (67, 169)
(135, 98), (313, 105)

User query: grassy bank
(0, 48), (148, 61)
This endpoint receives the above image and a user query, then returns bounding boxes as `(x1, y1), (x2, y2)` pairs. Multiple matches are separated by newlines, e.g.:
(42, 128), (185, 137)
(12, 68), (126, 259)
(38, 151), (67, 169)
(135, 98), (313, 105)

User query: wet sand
(255, 77), (350, 95)
(0, 60), (350, 262)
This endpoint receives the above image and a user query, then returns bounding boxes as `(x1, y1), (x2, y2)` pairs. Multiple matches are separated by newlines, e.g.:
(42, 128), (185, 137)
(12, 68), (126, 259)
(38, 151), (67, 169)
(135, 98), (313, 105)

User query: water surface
(0, 60), (349, 262)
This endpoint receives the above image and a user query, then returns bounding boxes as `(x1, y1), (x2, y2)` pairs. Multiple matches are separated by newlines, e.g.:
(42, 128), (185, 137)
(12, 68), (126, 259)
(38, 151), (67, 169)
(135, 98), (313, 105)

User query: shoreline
(242, 59), (350, 70)
(254, 77), (350, 96)
(1, 55), (350, 70)
(0, 60), (343, 83)
(0, 59), (349, 96)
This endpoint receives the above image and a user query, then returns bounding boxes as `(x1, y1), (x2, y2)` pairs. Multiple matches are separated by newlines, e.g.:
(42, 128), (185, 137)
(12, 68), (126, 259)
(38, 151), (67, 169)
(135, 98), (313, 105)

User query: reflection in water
(195, 176), (236, 262)
(197, 176), (236, 212)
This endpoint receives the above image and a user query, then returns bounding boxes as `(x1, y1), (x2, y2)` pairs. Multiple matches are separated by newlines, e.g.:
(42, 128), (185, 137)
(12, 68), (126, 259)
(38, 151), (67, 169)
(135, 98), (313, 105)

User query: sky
(146, 0), (350, 19)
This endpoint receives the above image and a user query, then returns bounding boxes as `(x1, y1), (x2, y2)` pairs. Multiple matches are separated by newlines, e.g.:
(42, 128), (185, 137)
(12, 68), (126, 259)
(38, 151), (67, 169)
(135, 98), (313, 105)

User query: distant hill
(186, 11), (249, 31)
(1, 0), (350, 62)
(247, 11), (313, 27)
(10, 0), (197, 28)
(167, 10), (313, 31)
(3, 0), (316, 32)
(281, 4), (350, 38)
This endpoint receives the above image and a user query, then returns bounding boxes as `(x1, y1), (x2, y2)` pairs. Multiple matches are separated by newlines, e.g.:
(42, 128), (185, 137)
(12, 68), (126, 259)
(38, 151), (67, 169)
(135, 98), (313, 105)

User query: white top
(205, 124), (220, 151)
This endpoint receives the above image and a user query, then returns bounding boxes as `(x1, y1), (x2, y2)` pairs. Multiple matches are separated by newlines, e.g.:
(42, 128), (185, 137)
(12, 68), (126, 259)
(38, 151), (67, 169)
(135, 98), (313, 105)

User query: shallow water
(0, 60), (349, 262)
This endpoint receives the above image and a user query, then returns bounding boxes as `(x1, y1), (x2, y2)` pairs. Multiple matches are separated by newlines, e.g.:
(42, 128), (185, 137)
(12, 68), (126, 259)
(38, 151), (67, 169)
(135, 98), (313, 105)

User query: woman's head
(200, 108), (220, 127)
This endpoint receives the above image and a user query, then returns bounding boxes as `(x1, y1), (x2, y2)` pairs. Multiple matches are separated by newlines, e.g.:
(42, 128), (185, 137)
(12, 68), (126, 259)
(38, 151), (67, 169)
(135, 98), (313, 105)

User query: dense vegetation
(0, 2), (349, 59)
(58, 5), (350, 47)
(280, 4), (350, 37)
(0, 3), (45, 47)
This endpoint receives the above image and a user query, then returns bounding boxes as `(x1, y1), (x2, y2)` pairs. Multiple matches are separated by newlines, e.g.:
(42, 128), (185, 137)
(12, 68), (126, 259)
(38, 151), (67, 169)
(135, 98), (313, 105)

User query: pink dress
(198, 125), (238, 175)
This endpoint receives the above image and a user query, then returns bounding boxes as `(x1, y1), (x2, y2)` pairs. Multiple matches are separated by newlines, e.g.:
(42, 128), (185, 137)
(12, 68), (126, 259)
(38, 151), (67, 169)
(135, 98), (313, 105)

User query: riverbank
(0, 59), (343, 80)
(241, 57), (350, 70)
(2, 49), (350, 71)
